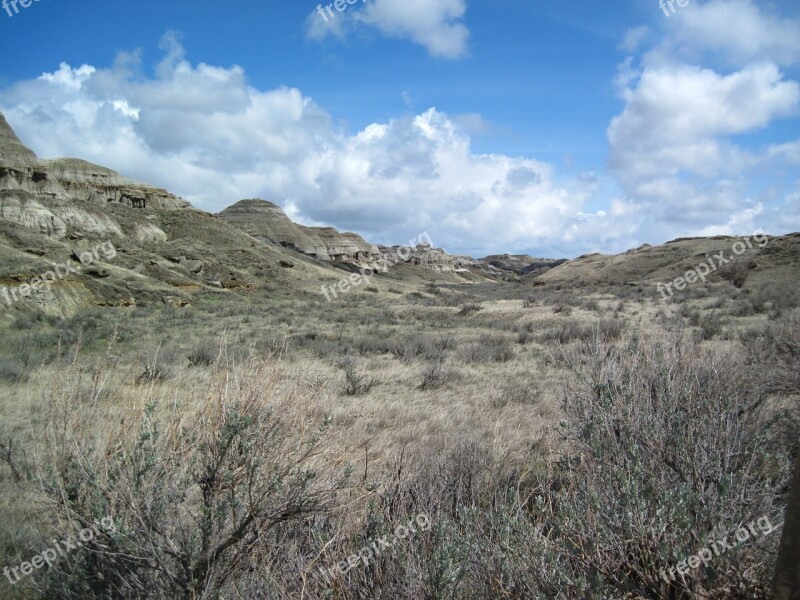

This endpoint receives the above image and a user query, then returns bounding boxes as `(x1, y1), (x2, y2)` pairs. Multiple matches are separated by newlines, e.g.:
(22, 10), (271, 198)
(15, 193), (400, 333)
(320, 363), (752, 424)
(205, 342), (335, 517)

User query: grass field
(0, 274), (797, 598)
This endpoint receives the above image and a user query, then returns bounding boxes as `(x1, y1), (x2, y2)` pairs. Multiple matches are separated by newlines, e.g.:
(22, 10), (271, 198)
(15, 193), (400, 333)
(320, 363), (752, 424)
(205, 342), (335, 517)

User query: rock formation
(218, 199), (381, 265)
(0, 112), (190, 240)
(378, 243), (476, 272)
(0, 112), (564, 280)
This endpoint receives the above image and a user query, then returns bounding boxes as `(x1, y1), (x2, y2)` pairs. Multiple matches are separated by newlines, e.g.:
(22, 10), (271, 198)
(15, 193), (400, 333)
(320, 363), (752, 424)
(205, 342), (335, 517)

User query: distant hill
(1, 110), (797, 315)
(526, 234), (800, 293)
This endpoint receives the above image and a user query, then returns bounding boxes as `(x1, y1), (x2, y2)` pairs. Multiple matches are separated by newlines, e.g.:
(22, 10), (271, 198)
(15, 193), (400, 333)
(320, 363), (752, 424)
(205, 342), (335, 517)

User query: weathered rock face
(0, 190), (66, 238)
(219, 199), (381, 264)
(217, 199), (301, 246)
(378, 243), (476, 272)
(42, 158), (190, 210)
(0, 112), (190, 215)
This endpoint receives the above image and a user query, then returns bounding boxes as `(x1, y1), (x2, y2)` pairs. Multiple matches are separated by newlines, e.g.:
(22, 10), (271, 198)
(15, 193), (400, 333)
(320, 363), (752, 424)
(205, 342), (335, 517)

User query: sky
(0, 0), (799, 258)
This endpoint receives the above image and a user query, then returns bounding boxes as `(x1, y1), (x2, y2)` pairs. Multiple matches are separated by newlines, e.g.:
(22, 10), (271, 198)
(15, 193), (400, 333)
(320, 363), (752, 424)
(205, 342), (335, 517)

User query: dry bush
(186, 341), (218, 367)
(418, 360), (452, 391)
(1, 318), (795, 599)
(720, 260), (751, 288)
(458, 303), (483, 317)
(538, 321), (585, 345)
(390, 334), (455, 364)
(341, 364), (376, 396)
(134, 345), (181, 384)
(515, 324), (534, 345)
(748, 311), (800, 400)
(0, 358), (29, 383)
(458, 335), (515, 364)
(1, 351), (347, 600)
(552, 304), (573, 316)
(530, 325), (793, 598)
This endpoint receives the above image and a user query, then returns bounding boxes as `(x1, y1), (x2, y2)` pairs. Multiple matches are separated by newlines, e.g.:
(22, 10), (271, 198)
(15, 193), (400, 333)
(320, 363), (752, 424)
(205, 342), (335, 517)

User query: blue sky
(1, 0), (799, 257)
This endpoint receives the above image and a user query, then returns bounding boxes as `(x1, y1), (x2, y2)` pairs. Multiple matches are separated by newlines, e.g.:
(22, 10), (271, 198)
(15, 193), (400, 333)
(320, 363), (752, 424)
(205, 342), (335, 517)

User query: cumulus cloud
(0, 34), (599, 256)
(607, 0), (800, 240)
(306, 0), (469, 59)
(609, 63), (799, 182)
(663, 0), (800, 67)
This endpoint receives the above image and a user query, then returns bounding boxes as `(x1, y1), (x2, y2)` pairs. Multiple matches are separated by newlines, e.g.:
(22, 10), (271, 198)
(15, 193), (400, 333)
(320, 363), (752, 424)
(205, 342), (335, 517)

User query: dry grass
(0, 284), (797, 599)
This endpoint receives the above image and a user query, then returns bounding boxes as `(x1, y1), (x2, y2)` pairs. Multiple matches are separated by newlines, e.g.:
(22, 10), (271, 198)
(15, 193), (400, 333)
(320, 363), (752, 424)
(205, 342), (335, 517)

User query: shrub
(341, 365), (376, 396)
(11, 310), (58, 330)
(580, 298), (600, 312)
(458, 336), (515, 363)
(530, 326), (793, 598)
(698, 312), (725, 340)
(390, 334), (453, 363)
(720, 260), (750, 288)
(0, 358), (29, 383)
(597, 317), (625, 340)
(515, 327), (534, 345)
(187, 342), (218, 367)
(419, 361), (451, 391)
(728, 299), (755, 317)
(135, 346), (180, 384)
(552, 304), (572, 316)
(1, 357), (345, 600)
(537, 322), (586, 345)
(458, 303), (483, 316)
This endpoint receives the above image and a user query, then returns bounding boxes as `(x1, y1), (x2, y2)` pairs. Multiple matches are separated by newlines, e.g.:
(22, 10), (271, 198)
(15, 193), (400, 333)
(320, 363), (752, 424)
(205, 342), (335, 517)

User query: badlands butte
(1, 110), (798, 314)
(0, 111), (799, 600)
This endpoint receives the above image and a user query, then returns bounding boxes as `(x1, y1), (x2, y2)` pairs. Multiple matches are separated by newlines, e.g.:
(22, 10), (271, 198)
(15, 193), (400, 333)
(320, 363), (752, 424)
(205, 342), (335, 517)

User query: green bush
(0, 358), (29, 383)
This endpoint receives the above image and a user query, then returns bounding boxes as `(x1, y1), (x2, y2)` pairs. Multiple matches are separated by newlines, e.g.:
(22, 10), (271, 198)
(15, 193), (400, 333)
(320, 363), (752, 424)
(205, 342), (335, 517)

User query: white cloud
(306, 0), (469, 59)
(664, 0), (800, 67)
(609, 63), (799, 182)
(606, 0), (800, 240)
(0, 36), (598, 256)
(768, 140), (800, 165)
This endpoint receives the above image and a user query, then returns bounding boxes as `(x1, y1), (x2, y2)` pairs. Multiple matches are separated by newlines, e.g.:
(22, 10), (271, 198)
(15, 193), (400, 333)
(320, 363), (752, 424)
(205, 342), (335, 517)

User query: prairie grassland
(0, 281), (797, 599)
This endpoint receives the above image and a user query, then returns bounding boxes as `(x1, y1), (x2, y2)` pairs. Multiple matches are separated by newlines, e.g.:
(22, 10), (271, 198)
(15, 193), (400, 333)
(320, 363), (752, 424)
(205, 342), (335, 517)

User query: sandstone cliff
(378, 243), (477, 272)
(0, 112), (190, 240)
(218, 199), (381, 265)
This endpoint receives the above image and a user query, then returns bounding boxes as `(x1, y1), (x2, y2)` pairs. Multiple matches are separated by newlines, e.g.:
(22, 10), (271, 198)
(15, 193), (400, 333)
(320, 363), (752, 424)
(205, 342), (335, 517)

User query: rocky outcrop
(45, 200), (125, 237)
(42, 158), (190, 210)
(0, 190), (67, 238)
(133, 222), (168, 243)
(0, 112), (190, 214)
(219, 199), (381, 264)
(378, 243), (476, 272)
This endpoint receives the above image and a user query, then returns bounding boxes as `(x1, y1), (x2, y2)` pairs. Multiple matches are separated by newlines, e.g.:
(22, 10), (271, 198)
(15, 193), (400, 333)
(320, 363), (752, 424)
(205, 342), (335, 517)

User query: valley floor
(0, 279), (797, 599)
